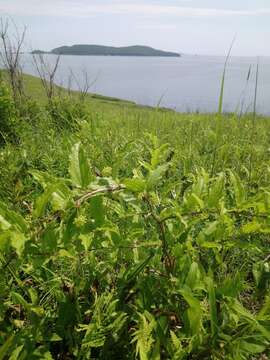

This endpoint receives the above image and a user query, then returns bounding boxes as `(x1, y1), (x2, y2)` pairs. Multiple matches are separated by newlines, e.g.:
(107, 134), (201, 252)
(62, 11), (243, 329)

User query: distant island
(32, 44), (181, 57)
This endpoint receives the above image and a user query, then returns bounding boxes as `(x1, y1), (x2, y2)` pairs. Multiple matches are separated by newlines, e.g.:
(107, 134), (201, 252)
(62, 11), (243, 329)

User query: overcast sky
(1, 0), (270, 56)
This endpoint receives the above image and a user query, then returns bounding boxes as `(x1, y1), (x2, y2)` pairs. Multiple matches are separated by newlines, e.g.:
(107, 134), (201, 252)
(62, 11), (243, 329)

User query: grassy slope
(2, 71), (270, 195)
(21, 72), (136, 107)
(2, 70), (270, 208)
(20, 71), (210, 119)
(1, 71), (270, 359)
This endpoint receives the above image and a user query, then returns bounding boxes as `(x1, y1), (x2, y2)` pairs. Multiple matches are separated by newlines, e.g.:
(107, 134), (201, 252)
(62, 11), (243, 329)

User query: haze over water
(22, 54), (270, 114)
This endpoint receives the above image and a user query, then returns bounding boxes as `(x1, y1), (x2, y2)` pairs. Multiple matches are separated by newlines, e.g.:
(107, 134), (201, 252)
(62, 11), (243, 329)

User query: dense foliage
(0, 76), (270, 359)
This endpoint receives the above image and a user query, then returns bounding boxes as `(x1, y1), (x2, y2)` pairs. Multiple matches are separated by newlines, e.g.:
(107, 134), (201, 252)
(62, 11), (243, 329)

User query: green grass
(26, 73), (134, 103)
(0, 72), (270, 360)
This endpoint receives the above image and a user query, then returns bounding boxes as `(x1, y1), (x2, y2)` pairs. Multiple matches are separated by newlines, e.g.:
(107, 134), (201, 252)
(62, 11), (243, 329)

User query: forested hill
(32, 44), (181, 57)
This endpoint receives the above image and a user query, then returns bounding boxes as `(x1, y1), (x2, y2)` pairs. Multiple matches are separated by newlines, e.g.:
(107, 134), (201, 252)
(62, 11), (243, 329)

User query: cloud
(138, 24), (178, 30)
(1, 1), (270, 18)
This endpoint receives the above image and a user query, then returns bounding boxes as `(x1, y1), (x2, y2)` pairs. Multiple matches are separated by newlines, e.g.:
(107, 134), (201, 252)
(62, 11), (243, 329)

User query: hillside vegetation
(0, 70), (270, 360)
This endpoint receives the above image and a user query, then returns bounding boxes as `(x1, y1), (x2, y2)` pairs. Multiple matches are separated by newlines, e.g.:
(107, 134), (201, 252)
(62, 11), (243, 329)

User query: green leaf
(31, 170), (58, 189)
(150, 143), (169, 169)
(51, 183), (71, 211)
(79, 293), (127, 354)
(49, 334), (63, 342)
(206, 277), (218, 341)
(0, 214), (11, 230)
(11, 292), (30, 309)
(204, 221), (219, 236)
(229, 171), (246, 207)
(33, 186), (55, 218)
(230, 299), (270, 341)
(40, 351), (54, 360)
(0, 232), (10, 252)
(0, 335), (15, 360)
(124, 178), (146, 193)
(184, 193), (204, 211)
(121, 253), (154, 284)
(58, 249), (76, 259)
(79, 234), (93, 251)
(151, 340), (161, 360)
(242, 221), (261, 234)
(33, 182), (71, 217)
(10, 231), (27, 256)
(0, 201), (27, 233)
(185, 262), (201, 290)
(240, 341), (266, 354)
(132, 311), (156, 360)
(217, 274), (243, 298)
(9, 345), (24, 360)
(89, 196), (105, 226)
(147, 164), (168, 190)
(207, 173), (224, 208)
(179, 289), (203, 336)
(170, 331), (185, 360)
(69, 142), (91, 188)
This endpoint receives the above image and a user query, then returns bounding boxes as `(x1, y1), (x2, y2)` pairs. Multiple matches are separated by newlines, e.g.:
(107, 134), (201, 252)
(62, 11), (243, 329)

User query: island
(32, 44), (181, 57)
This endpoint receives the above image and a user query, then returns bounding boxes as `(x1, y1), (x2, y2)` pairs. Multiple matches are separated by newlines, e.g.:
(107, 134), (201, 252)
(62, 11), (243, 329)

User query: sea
(20, 54), (270, 115)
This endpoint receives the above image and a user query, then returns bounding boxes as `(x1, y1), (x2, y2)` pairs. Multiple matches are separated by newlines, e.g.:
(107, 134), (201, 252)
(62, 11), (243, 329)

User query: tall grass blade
(236, 64), (252, 116)
(156, 90), (167, 110)
(0, 335), (15, 360)
(253, 59), (259, 120)
(218, 36), (236, 114)
(249, 58), (259, 185)
(206, 277), (218, 342)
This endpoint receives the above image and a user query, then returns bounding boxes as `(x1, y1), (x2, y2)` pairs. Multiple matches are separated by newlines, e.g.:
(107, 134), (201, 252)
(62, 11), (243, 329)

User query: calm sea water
(20, 54), (270, 114)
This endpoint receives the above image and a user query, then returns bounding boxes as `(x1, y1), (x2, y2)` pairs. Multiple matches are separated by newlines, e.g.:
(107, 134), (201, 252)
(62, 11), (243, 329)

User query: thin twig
(75, 185), (125, 208)
(143, 195), (174, 272)
(33, 243), (161, 257)
(161, 208), (270, 223)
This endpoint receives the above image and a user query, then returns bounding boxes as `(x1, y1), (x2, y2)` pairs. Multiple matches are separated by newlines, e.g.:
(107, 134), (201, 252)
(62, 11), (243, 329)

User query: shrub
(47, 96), (89, 131)
(0, 78), (17, 145)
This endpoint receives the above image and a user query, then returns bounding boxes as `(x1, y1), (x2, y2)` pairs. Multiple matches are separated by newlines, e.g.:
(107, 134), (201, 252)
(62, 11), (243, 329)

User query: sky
(0, 0), (270, 56)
